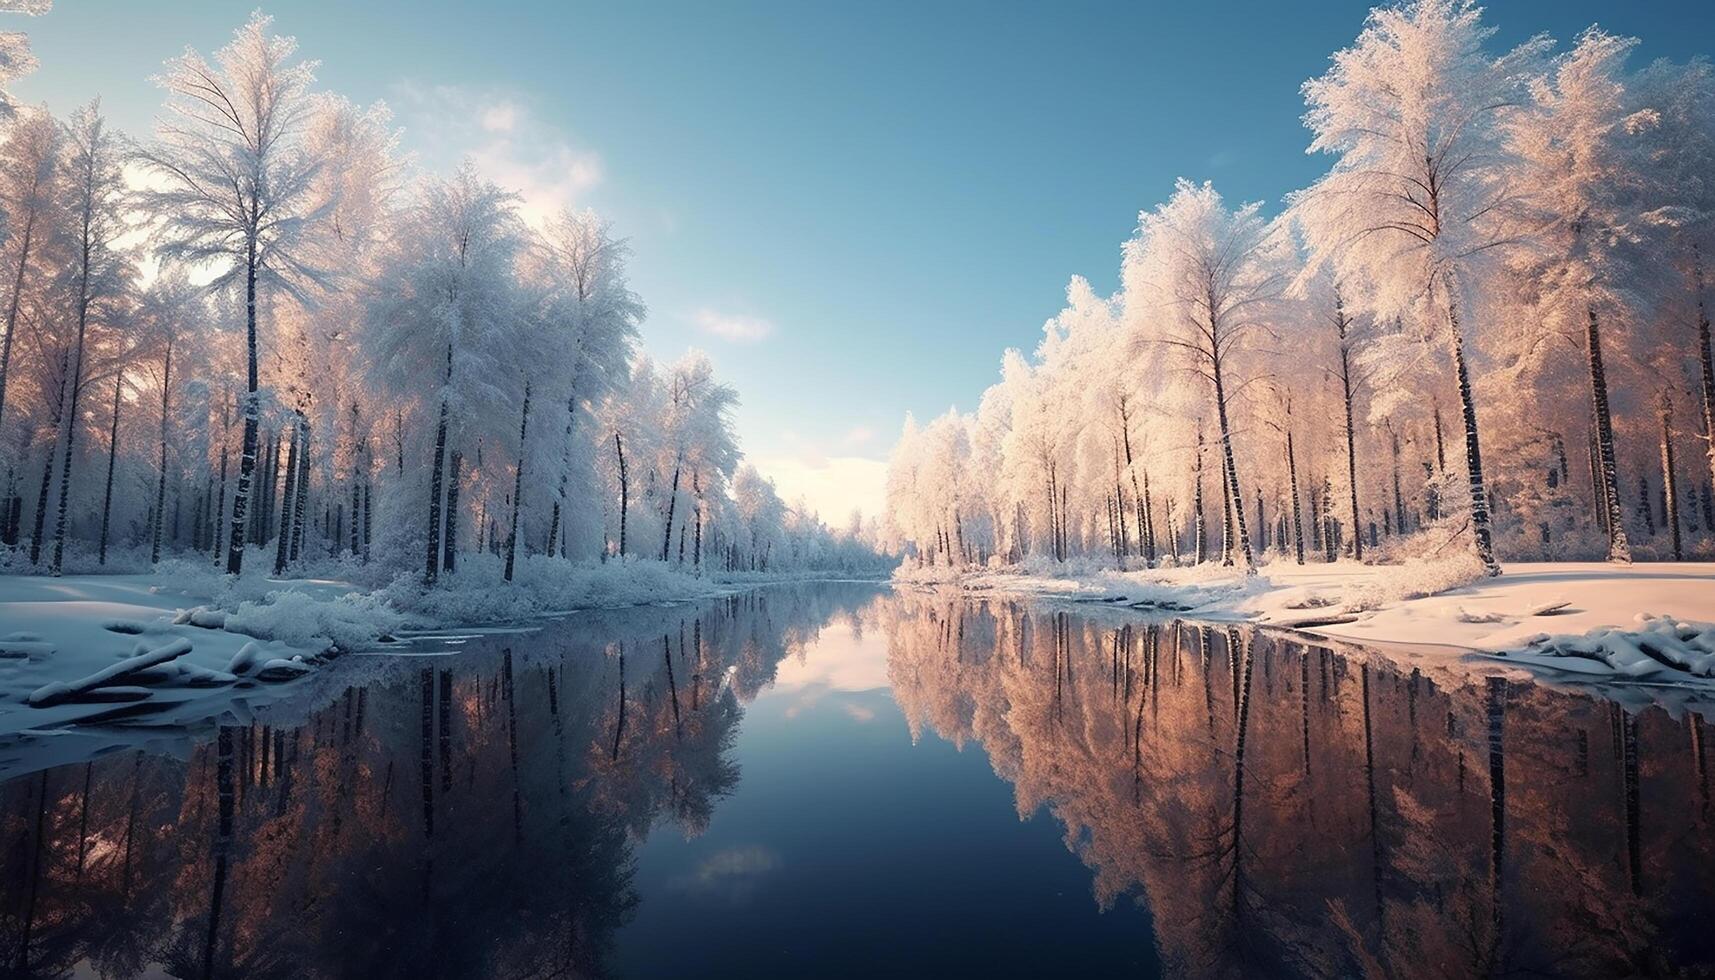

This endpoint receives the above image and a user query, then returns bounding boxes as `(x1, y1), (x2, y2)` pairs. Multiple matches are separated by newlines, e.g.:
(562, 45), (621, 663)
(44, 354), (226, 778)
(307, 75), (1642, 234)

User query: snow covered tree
(0, 0), (48, 123)
(1124, 180), (1287, 573)
(365, 163), (526, 584)
(48, 101), (130, 574)
(532, 208), (642, 558)
(138, 12), (332, 576)
(0, 109), (58, 456)
(1294, 0), (1548, 576)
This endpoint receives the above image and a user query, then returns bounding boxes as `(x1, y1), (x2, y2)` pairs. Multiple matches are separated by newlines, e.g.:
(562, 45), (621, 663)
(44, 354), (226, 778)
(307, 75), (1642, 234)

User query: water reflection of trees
(884, 594), (1715, 978)
(0, 584), (881, 979)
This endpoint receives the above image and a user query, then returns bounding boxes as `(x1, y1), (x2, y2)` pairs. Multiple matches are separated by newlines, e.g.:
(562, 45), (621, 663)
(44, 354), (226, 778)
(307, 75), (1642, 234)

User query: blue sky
(15, 0), (1715, 521)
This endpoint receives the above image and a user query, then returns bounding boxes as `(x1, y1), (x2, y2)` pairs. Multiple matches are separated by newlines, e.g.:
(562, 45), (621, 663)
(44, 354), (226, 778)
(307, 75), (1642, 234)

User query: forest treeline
(885, 0), (1715, 575)
(0, 9), (884, 583)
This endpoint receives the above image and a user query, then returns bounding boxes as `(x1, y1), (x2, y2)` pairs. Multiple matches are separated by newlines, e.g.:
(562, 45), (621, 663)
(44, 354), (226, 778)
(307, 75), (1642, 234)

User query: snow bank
(896, 557), (1715, 696)
(379, 552), (733, 626)
(1488, 615), (1715, 685)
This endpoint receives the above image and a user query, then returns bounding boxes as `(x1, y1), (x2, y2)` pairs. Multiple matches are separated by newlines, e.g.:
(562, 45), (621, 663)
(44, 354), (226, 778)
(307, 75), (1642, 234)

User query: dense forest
(0, 8), (883, 584)
(885, 0), (1715, 575)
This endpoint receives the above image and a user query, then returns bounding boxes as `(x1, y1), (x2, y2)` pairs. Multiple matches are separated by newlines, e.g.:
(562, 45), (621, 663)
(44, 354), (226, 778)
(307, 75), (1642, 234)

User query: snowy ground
(0, 574), (359, 771)
(896, 557), (1715, 696)
(0, 558), (886, 769)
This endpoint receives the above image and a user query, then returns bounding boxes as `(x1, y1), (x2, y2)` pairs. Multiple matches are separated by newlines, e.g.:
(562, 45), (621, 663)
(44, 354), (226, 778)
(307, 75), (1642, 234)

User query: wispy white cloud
(691, 308), (774, 343)
(391, 81), (601, 227)
(843, 702), (877, 723)
(666, 845), (781, 904)
(841, 425), (875, 449)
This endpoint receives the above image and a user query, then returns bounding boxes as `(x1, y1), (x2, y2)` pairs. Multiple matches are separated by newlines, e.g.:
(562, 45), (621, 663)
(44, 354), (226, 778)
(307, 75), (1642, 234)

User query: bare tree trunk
(1286, 423), (1305, 565)
(349, 402), (362, 557)
(290, 420), (310, 561)
(151, 343), (178, 566)
(1662, 393), (1684, 561)
(273, 415), (300, 576)
(1445, 274), (1501, 576)
(98, 370), (122, 564)
(226, 235), (261, 575)
(1113, 437), (1129, 562)
(1220, 459), (1234, 566)
(1193, 425), (1206, 564)
(1389, 424), (1406, 536)
(1335, 290), (1363, 561)
(660, 456), (681, 562)
(693, 470), (704, 573)
(546, 371), (584, 559)
(505, 381), (531, 582)
(1141, 470), (1157, 566)
(442, 450), (460, 573)
(1322, 474), (1337, 562)
(614, 431), (628, 558)
(1165, 497), (1180, 563)
(252, 431), (272, 546)
(31, 355), (66, 566)
(425, 345), (452, 585)
(1693, 246), (1715, 530)
(1587, 421), (1606, 537)
(1587, 303), (1631, 563)
(51, 257), (96, 575)
(1211, 357), (1257, 572)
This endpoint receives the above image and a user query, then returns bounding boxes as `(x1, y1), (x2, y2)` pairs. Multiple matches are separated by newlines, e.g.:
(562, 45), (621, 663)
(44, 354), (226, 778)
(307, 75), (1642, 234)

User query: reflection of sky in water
(771, 619), (893, 721)
(618, 607), (1159, 978)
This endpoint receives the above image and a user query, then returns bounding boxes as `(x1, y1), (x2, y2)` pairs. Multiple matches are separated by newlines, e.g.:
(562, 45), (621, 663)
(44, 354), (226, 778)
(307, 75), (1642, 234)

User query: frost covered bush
(381, 552), (728, 626)
(1338, 554), (1486, 612)
(222, 590), (403, 652)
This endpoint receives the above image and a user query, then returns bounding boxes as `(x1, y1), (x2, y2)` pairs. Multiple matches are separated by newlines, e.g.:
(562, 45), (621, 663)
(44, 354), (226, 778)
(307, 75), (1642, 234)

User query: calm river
(0, 582), (1710, 977)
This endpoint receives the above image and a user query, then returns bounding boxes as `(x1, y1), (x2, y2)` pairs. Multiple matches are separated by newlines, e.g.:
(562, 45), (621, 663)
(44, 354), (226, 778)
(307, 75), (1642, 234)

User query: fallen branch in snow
(28, 637), (196, 707)
(1488, 615), (1715, 684)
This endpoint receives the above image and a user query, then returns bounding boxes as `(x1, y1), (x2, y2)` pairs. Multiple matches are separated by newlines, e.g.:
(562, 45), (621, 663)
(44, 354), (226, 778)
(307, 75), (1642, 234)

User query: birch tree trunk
(1335, 291), (1363, 561)
(1193, 426), (1206, 564)
(1220, 460), (1234, 567)
(273, 415), (299, 576)
(1662, 394), (1683, 561)
(226, 234), (261, 576)
(1211, 356), (1257, 572)
(1586, 303), (1631, 563)
(425, 344), (452, 585)
(1286, 424), (1305, 565)
(1444, 273), (1501, 576)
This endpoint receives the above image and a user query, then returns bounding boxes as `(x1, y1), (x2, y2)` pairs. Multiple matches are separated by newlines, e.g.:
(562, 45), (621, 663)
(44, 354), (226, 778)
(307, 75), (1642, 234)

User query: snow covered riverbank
(0, 558), (882, 753)
(895, 558), (1715, 692)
